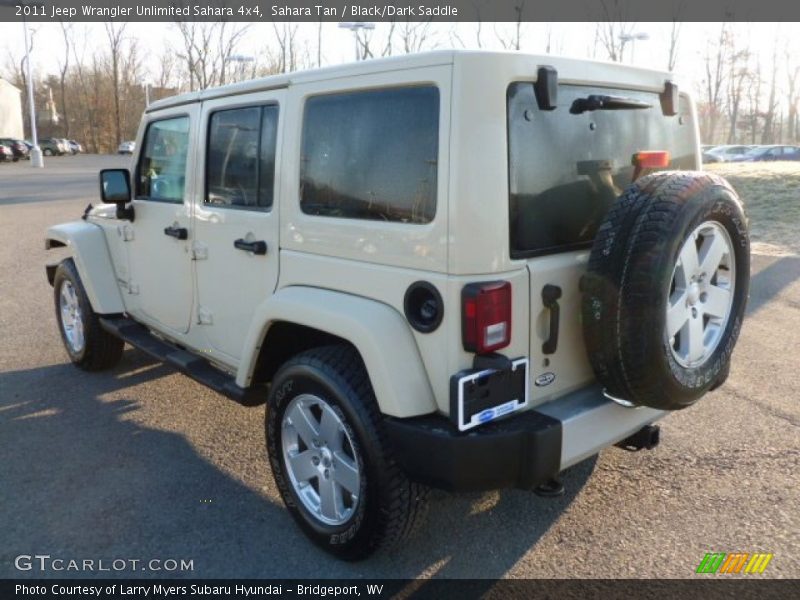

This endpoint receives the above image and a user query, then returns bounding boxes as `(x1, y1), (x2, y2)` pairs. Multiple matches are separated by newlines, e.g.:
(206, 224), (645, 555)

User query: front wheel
(266, 346), (427, 560)
(43, 148), (53, 156)
(53, 259), (124, 371)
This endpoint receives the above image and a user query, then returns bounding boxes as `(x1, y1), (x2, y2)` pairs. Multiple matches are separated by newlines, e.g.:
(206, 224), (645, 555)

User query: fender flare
(45, 221), (125, 315)
(237, 286), (437, 418)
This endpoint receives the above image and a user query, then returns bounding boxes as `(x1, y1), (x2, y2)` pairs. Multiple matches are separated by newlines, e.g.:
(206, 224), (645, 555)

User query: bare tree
(317, 21), (323, 67)
(217, 22), (251, 86)
(271, 23), (301, 72)
(786, 47), (800, 143)
(666, 21), (681, 71)
(494, 2), (526, 51)
(701, 24), (730, 143)
(665, 0), (686, 71)
(761, 40), (780, 144)
(399, 21), (434, 54)
(104, 22), (128, 148)
(744, 59), (763, 144)
(726, 47), (751, 144)
(596, 1), (636, 62)
(57, 23), (72, 137)
(173, 21), (250, 88)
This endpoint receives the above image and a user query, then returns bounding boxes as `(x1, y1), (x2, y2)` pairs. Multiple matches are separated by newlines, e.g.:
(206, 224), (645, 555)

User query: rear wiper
(570, 95), (652, 115)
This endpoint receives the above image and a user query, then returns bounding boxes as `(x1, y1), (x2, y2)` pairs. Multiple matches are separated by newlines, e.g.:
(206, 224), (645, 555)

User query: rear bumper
(384, 385), (664, 492)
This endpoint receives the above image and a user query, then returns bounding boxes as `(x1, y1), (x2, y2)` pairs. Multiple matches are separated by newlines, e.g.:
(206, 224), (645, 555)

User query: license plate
(451, 358), (529, 431)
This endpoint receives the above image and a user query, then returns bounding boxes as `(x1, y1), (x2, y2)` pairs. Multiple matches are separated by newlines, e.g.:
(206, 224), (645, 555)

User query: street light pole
(22, 12), (43, 168)
(619, 32), (650, 65)
(338, 22), (375, 61)
(225, 55), (256, 82)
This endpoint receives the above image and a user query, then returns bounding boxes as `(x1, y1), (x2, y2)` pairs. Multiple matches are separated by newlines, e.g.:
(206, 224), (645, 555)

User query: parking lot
(1, 155), (798, 579)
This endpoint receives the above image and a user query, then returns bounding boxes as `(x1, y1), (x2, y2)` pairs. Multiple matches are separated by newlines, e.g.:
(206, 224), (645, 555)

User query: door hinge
(128, 282), (140, 295)
(117, 224), (134, 242)
(198, 306), (213, 325)
(191, 242), (208, 261)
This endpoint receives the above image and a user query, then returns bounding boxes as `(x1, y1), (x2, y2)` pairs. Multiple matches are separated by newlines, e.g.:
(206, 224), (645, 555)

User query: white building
(0, 77), (24, 140)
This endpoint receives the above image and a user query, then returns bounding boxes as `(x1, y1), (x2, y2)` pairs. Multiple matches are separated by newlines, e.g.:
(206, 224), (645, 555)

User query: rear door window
(507, 83), (694, 257)
(206, 105), (278, 210)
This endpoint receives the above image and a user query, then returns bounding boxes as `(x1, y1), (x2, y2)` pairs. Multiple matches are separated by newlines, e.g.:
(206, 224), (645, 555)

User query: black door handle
(234, 238), (267, 255)
(542, 284), (562, 355)
(164, 225), (188, 240)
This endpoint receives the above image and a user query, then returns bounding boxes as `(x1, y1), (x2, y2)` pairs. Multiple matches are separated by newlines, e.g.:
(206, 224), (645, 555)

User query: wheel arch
(237, 286), (437, 419)
(45, 221), (126, 315)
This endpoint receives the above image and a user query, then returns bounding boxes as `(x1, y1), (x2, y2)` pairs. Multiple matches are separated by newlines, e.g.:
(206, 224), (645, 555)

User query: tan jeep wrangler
(45, 51), (750, 560)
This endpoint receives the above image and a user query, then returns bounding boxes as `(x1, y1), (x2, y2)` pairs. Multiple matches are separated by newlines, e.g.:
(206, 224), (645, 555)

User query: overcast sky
(1, 21), (797, 96)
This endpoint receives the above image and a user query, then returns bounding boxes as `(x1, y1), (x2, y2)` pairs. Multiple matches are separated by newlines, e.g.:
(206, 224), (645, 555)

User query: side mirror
(99, 169), (134, 221)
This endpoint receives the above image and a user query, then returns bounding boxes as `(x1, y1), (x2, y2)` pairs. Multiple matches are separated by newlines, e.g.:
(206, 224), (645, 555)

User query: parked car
(68, 140), (83, 154)
(45, 50), (750, 560)
(0, 143), (13, 162)
(39, 138), (66, 156)
(117, 141), (135, 155)
(702, 151), (723, 164)
(733, 145), (800, 162)
(0, 138), (31, 161)
(57, 138), (72, 154)
(704, 144), (753, 163)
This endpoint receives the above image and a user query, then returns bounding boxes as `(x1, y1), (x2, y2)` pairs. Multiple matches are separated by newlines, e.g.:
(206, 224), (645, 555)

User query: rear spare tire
(581, 172), (749, 410)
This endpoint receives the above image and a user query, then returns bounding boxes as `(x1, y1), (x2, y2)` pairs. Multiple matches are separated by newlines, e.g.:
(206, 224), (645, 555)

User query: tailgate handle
(542, 284), (562, 355)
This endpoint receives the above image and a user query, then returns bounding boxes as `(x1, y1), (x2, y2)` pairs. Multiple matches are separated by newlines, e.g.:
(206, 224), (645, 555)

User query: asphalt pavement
(0, 155), (797, 579)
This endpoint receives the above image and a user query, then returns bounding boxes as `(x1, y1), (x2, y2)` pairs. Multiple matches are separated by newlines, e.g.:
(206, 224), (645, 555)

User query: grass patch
(705, 162), (800, 256)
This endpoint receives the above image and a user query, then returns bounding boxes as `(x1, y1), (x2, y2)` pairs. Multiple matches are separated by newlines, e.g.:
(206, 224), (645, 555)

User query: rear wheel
(53, 259), (124, 371)
(581, 172), (749, 410)
(43, 148), (53, 156)
(266, 345), (427, 560)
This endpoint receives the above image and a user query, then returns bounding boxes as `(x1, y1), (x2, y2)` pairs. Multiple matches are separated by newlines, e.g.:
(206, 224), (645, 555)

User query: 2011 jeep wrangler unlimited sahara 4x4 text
(45, 51), (749, 560)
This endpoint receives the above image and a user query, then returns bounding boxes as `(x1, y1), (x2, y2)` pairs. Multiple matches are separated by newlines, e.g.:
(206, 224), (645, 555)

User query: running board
(99, 317), (264, 406)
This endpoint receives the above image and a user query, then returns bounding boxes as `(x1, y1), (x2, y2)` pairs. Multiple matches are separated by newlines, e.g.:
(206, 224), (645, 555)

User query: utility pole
(22, 6), (43, 168)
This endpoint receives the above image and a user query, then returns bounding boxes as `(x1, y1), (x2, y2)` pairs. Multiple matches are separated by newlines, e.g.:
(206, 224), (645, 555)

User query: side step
(99, 317), (265, 406)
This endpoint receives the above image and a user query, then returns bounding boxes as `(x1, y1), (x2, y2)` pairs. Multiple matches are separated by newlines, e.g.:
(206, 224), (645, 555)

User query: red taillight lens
(632, 150), (671, 169)
(462, 281), (512, 354)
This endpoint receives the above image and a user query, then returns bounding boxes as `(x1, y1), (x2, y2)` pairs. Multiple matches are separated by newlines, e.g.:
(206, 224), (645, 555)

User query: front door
(193, 91), (284, 364)
(126, 105), (199, 335)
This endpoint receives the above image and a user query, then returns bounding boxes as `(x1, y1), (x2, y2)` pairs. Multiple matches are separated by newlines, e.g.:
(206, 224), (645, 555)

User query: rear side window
(507, 82), (694, 257)
(136, 116), (190, 203)
(206, 105), (279, 210)
(300, 86), (439, 224)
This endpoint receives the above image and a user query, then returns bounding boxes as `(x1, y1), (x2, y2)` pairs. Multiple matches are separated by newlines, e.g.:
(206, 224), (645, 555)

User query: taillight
(462, 281), (512, 354)
(631, 150), (671, 181)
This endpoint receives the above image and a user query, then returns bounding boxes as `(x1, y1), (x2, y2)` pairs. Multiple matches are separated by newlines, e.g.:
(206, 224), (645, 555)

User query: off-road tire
(581, 171), (749, 410)
(266, 345), (428, 560)
(53, 259), (124, 371)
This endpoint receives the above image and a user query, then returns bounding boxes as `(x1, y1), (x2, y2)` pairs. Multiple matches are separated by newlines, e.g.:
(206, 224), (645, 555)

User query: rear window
(508, 82), (695, 257)
(300, 86), (439, 224)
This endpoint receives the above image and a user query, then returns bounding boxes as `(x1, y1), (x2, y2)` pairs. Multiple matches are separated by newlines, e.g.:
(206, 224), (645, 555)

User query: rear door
(192, 90), (284, 365)
(506, 82), (697, 401)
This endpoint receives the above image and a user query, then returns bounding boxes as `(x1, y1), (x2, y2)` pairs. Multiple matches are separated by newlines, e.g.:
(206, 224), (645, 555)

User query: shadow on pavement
(0, 349), (596, 579)
(747, 255), (800, 315)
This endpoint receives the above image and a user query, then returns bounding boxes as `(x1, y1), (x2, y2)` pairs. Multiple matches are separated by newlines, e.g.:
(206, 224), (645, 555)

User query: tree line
(3, 20), (798, 153)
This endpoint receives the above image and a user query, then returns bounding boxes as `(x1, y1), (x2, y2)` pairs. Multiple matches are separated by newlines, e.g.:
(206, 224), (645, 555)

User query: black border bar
(2, 0), (800, 22)
(3, 579), (800, 599)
